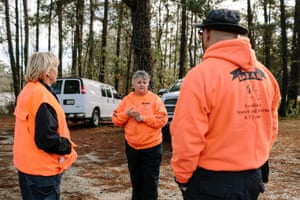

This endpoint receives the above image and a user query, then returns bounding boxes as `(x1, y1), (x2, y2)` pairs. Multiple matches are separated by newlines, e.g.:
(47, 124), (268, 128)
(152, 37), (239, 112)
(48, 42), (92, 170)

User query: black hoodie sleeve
(35, 103), (71, 155)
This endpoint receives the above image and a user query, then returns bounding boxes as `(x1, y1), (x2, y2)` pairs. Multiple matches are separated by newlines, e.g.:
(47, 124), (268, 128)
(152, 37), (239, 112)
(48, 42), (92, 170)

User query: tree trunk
(188, 12), (195, 68)
(164, 2), (170, 76)
(35, 0), (40, 51)
(72, 0), (84, 77)
(78, 0), (84, 77)
(247, 0), (255, 48)
(15, 0), (21, 89)
(262, 0), (271, 69)
(48, 0), (53, 51)
(173, 3), (180, 76)
(23, 0), (29, 71)
(288, 0), (300, 112)
(87, 0), (95, 79)
(4, 0), (20, 99)
(99, 0), (109, 82)
(125, 34), (132, 94)
(123, 0), (153, 75)
(57, 0), (63, 76)
(155, 0), (164, 87)
(178, 0), (187, 79)
(278, 0), (288, 117)
(72, 5), (78, 77)
(114, 1), (124, 91)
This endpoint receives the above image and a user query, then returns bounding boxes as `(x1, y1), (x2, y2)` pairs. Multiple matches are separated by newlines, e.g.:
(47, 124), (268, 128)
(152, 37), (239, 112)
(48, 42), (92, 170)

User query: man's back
(170, 8), (281, 200)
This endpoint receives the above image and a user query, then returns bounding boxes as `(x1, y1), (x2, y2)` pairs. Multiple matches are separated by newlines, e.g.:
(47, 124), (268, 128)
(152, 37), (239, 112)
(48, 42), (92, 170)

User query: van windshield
(112, 89), (121, 99)
(169, 79), (182, 92)
(51, 80), (62, 94)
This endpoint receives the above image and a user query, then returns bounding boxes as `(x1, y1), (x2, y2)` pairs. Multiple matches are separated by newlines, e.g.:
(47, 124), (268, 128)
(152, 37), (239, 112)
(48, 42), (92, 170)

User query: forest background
(0, 0), (299, 117)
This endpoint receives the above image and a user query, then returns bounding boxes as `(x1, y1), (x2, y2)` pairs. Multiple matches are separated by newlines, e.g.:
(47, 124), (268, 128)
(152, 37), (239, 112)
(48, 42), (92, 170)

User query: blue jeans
(183, 167), (265, 200)
(18, 171), (62, 200)
(126, 142), (162, 200)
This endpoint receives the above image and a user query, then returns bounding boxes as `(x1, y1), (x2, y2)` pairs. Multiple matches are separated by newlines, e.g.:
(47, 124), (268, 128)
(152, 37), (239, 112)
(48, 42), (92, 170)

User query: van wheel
(90, 109), (100, 127)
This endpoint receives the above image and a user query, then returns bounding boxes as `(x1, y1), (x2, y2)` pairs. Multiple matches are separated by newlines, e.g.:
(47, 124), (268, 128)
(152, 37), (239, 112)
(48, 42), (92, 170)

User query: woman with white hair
(13, 52), (77, 200)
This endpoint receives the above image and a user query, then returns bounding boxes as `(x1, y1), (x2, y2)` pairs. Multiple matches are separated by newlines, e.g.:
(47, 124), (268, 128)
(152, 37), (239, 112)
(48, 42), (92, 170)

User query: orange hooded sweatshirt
(112, 91), (168, 149)
(170, 37), (281, 183)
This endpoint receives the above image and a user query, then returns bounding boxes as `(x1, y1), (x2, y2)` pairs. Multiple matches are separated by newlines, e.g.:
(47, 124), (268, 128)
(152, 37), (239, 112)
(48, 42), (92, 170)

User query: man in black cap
(170, 8), (281, 200)
(194, 8), (248, 52)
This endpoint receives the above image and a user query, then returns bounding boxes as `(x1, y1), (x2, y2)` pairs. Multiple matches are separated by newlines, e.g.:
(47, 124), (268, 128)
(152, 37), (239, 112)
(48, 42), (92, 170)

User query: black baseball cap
(193, 9), (248, 35)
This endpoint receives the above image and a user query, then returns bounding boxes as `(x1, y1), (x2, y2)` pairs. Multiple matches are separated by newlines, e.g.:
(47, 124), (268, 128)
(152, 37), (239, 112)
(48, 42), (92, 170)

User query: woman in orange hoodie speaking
(112, 70), (168, 200)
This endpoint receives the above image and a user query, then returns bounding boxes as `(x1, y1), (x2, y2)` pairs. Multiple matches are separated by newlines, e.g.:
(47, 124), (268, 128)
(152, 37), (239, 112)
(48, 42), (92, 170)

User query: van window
(101, 87), (107, 97)
(64, 80), (80, 94)
(106, 88), (112, 98)
(51, 80), (62, 94)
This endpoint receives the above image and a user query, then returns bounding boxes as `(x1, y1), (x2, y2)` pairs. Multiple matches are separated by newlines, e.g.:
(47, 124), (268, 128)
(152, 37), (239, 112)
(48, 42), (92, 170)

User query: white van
(51, 78), (121, 126)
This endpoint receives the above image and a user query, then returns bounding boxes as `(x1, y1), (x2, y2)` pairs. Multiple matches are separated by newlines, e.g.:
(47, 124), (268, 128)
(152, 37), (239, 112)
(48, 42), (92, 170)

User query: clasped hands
(126, 108), (144, 122)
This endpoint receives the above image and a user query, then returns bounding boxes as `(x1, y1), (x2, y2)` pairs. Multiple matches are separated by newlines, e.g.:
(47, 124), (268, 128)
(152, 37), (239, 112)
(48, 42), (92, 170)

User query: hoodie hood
(203, 37), (256, 71)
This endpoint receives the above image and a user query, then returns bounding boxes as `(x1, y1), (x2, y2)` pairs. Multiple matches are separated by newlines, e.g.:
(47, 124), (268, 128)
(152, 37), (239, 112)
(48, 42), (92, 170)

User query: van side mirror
(158, 88), (168, 96)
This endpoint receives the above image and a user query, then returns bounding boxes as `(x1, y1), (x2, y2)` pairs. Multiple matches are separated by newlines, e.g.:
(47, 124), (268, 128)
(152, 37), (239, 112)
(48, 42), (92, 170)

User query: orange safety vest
(13, 81), (77, 176)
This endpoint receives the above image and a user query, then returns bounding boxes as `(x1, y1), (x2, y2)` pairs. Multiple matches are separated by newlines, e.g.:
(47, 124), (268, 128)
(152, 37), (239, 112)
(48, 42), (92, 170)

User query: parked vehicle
(51, 77), (121, 126)
(158, 79), (183, 141)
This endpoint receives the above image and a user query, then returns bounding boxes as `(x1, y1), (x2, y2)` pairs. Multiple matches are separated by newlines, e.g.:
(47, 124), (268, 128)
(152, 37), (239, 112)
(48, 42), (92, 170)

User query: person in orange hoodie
(170, 9), (281, 200)
(112, 70), (168, 200)
(13, 52), (77, 200)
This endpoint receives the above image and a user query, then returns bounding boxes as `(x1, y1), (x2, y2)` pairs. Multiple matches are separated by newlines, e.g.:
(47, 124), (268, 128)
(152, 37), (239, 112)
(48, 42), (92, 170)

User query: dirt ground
(0, 115), (299, 200)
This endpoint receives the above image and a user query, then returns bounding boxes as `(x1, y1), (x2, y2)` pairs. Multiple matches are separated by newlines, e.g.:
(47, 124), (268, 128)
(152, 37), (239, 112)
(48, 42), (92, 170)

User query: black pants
(125, 142), (162, 200)
(183, 167), (265, 200)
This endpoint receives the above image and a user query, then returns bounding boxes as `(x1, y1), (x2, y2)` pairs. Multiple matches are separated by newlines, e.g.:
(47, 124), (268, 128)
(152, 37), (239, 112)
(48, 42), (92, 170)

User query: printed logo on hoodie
(230, 67), (265, 82)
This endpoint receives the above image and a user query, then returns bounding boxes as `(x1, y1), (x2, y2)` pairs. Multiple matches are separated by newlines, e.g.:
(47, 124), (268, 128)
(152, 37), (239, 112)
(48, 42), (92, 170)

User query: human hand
(175, 179), (189, 195)
(126, 108), (139, 118)
(135, 114), (143, 122)
(126, 108), (143, 122)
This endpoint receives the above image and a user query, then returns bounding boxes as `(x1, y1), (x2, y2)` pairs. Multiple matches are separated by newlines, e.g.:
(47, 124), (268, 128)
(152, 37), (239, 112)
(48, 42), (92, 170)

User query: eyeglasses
(198, 30), (203, 36)
(197, 30), (204, 41)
